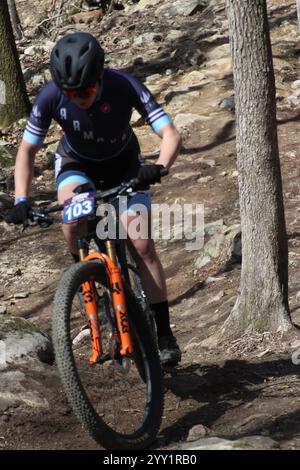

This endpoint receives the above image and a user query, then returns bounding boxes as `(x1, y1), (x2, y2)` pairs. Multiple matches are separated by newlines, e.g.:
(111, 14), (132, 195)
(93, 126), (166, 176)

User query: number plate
(63, 192), (95, 224)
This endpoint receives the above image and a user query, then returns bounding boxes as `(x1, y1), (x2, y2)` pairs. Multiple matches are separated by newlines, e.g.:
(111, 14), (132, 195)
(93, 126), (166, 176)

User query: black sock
(150, 300), (173, 338)
(71, 252), (80, 263)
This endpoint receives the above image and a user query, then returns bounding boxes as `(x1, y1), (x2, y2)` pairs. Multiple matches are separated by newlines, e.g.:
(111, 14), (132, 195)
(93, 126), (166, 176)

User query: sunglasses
(63, 87), (97, 100)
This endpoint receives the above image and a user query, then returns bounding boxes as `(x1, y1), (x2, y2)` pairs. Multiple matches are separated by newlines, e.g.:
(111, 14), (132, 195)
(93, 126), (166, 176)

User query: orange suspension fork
(84, 252), (133, 357)
(81, 280), (103, 365)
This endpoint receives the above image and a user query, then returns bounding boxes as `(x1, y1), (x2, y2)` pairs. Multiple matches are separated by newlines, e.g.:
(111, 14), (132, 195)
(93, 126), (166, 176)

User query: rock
(165, 90), (200, 109)
(133, 33), (162, 47)
(174, 113), (207, 137)
(187, 424), (210, 441)
(69, 10), (102, 24)
(219, 95), (235, 112)
(232, 231), (242, 258)
(130, 110), (144, 127)
(172, 171), (202, 181)
(194, 254), (211, 269)
(195, 157), (216, 169)
(0, 316), (54, 368)
(176, 435), (279, 450)
(14, 292), (29, 299)
(145, 73), (163, 84)
(197, 176), (213, 184)
(24, 44), (53, 56)
(291, 340), (300, 349)
(31, 74), (47, 87)
(207, 43), (230, 61)
(206, 290), (225, 304)
(204, 276), (225, 285)
(98, 13), (117, 33)
(0, 397), (11, 412)
(157, 0), (207, 17)
(181, 70), (206, 86)
(203, 57), (233, 81)
(0, 370), (50, 410)
(166, 30), (186, 43)
(286, 93), (300, 107)
(194, 224), (241, 269)
(0, 305), (7, 315)
(291, 80), (300, 90)
(208, 224), (241, 259)
(204, 219), (225, 235)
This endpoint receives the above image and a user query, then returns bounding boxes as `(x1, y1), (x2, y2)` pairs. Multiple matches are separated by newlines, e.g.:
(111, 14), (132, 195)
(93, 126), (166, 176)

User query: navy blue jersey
(23, 68), (171, 161)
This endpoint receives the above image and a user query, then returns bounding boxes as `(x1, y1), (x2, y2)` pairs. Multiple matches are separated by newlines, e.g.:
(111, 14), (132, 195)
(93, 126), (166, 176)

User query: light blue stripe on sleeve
(151, 115), (171, 133)
(23, 130), (45, 145)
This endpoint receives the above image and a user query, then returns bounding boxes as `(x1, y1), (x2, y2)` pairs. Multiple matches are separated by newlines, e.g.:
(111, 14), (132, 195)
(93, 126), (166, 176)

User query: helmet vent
(65, 56), (72, 78)
(75, 66), (85, 86)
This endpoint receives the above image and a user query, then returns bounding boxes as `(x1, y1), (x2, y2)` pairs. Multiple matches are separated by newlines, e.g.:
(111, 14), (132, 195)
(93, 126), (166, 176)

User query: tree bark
(222, 0), (291, 338)
(7, 0), (22, 40)
(297, 0), (300, 32)
(0, 0), (30, 128)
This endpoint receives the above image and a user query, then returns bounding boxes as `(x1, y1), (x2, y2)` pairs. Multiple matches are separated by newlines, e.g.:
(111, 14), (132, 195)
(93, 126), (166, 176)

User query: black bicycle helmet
(50, 32), (105, 90)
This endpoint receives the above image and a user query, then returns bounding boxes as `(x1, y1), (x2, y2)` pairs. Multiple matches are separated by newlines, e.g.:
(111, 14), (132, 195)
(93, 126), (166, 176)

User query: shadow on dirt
(158, 356), (300, 447)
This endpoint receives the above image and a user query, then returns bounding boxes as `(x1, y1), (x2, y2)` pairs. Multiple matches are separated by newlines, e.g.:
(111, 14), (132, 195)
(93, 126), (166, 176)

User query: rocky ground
(1, 0), (300, 451)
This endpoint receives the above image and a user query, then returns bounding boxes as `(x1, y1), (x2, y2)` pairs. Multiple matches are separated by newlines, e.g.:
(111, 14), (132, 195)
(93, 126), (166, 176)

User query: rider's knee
(130, 238), (157, 263)
(63, 220), (86, 237)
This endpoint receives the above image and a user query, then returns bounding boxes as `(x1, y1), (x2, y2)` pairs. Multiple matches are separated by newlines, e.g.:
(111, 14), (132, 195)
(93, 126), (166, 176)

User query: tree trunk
(222, 0), (291, 338)
(7, 0), (23, 40)
(297, 0), (300, 32)
(0, 0), (30, 128)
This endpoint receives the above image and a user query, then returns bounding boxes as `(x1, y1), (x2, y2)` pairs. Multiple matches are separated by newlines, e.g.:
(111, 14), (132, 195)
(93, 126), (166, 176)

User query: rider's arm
(154, 123), (182, 170)
(14, 83), (56, 200)
(117, 71), (182, 169)
(14, 139), (41, 200)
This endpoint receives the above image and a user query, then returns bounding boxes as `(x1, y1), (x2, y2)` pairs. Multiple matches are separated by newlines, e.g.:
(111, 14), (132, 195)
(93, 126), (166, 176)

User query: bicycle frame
(27, 171), (168, 367)
(78, 239), (133, 366)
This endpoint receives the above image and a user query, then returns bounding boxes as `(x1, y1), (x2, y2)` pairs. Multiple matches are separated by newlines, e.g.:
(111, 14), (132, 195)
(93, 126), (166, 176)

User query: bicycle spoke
(69, 284), (149, 436)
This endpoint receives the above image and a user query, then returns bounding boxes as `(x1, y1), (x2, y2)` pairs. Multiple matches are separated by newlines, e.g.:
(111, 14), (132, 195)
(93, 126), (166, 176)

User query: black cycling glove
(5, 201), (31, 225)
(137, 164), (166, 185)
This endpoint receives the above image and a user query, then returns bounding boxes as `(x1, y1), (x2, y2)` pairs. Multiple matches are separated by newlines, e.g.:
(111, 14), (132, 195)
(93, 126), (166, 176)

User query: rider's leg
(55, 144), (96, 260)
(58, 182), (88, 257)
(127, 235), (167, 304)
(120, 196), (181, 365)
(119, 192), (166, 304)
(57, 182), (91, 258)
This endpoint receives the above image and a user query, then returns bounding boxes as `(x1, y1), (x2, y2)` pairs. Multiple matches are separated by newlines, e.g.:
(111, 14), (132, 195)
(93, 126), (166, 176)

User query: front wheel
(52, 260), (164, 450)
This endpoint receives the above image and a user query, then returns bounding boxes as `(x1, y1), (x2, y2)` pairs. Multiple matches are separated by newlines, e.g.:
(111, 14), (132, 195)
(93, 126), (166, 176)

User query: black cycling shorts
(55, 133), (146, 192)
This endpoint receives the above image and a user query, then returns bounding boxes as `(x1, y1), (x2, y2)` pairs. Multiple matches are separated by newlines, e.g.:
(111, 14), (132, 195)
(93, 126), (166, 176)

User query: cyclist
(5, 32), (182, 366)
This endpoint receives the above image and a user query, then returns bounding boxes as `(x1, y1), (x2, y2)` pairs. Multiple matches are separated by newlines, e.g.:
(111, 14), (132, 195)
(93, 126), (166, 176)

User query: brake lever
(21, 213), (54, 232)
(32, 213), (54, 228)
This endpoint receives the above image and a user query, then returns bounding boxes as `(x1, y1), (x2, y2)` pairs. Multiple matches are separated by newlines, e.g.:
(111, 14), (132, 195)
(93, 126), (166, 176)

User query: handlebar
(24, 167), (169, 231)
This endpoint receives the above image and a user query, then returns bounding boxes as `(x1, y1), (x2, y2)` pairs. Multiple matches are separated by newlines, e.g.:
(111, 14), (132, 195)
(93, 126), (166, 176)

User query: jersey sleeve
(114, 70), (172, 133)
(23, 84), (54, 145)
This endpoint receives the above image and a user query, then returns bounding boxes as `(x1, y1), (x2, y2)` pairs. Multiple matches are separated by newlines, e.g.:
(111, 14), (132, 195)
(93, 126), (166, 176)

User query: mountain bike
(28, 173), (166, 450)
